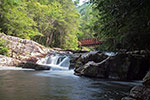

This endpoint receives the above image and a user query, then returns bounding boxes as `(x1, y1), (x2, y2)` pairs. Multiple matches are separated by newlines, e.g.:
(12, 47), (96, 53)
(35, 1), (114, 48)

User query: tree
(76, 2), (99, 40)
(0, 0), (80, 49)
(91, 0), (150, 51)
(0, 0), (40, 39)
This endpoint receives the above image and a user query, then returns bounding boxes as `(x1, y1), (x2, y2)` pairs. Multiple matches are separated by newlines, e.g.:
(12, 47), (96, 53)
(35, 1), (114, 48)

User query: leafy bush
(0, 39), (9, 56)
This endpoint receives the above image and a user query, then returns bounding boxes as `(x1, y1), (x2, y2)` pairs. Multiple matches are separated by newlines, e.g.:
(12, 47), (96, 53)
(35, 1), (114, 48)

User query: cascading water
(36, 54), (70, 70)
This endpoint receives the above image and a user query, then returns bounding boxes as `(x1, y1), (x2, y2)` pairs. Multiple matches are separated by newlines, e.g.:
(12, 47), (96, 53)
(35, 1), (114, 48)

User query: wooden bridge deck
(79, 39), (103, 46)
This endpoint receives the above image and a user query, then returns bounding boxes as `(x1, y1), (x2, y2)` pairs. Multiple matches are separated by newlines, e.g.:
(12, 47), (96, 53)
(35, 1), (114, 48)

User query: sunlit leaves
(0, 0), (80, 49)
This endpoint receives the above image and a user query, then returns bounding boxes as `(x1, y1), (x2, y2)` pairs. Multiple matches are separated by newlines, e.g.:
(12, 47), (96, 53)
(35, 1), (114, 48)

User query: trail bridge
(79, 38), (103, 46)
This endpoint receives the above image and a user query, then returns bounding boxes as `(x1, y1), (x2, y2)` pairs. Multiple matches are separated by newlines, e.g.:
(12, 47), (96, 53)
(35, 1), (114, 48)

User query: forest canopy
(90, 0), (150, 51)
(0, 0), (150, 51)
(0, 0), (80, 49)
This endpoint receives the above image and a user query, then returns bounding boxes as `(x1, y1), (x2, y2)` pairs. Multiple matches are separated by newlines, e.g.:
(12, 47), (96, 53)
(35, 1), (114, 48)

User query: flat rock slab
(18, 62), (50, 70)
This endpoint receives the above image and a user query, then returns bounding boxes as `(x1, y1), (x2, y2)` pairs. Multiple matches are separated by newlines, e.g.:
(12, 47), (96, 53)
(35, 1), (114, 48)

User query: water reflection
(0, 70), (141, 100)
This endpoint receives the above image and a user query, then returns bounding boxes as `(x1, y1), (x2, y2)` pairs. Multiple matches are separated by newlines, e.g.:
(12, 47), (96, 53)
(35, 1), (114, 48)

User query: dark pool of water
(0, 69), (141, 100)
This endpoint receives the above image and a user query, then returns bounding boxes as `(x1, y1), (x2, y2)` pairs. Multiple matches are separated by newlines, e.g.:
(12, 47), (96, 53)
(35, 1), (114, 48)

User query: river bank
(0, 33), (71, 67)
(0, 34), (150, 81)
(0, 34), (150, 100)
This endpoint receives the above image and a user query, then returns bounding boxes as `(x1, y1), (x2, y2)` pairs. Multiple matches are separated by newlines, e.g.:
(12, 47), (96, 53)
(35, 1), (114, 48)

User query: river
(0, 67), (141, 100)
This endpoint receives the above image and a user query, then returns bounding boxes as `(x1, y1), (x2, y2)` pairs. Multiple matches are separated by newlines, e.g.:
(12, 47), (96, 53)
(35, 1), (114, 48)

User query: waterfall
(36, 54), (70, 70)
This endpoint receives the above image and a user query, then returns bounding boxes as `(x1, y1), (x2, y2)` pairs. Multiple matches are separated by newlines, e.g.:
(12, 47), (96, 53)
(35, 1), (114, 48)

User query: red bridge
(79, 39), (103, 46)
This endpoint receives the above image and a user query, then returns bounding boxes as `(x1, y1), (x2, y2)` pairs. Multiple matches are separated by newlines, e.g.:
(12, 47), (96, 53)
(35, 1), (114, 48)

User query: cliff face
(0, 33), (50, 66)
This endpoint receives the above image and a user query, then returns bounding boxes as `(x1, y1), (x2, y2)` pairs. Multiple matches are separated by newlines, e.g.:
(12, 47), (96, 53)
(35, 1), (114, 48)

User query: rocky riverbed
(70, 51), (150, 81)
(0, 34), (150, 100)
(0, 33), (66, 70)
(0, 34), (150, 80)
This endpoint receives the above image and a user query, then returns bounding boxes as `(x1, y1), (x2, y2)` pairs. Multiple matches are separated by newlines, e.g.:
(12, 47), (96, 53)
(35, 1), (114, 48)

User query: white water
(0, 66), (34, 71)
(36, 54), (70, 70)
(0, 54), (70, 71)
(104, 52), (117, 56)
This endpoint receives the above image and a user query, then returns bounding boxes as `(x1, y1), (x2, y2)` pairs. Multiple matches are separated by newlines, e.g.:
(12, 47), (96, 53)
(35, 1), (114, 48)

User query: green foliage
(0, 0), (80, 49)
(76, 2), (99, 40)
(63, 33), (79, 50)
(0, 39), (9, 56)
(32, 0), (80, 49)
(4, 6), (39, 39)
(0, 0), (40, 39)
(91, 0), (150, 51)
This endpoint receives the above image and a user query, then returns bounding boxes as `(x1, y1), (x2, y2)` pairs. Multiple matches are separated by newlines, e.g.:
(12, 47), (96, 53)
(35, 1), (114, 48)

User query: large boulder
(121, 84), (150, 100)
(74, 51), (150, 80)
(75, 57), (110, 78)
(108, 52), (149, 80)
(121, 71), (150, 100)
(74, 52), (108, 69)
(72, 53), (109, 79)
(143, 71), (150, 87)
(0, 33), (50, 62)
(69, 53), (82, 69)
(0, 55), (21, 66)
(17, 62), (50, 70)
(80, 51), (108, 63)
